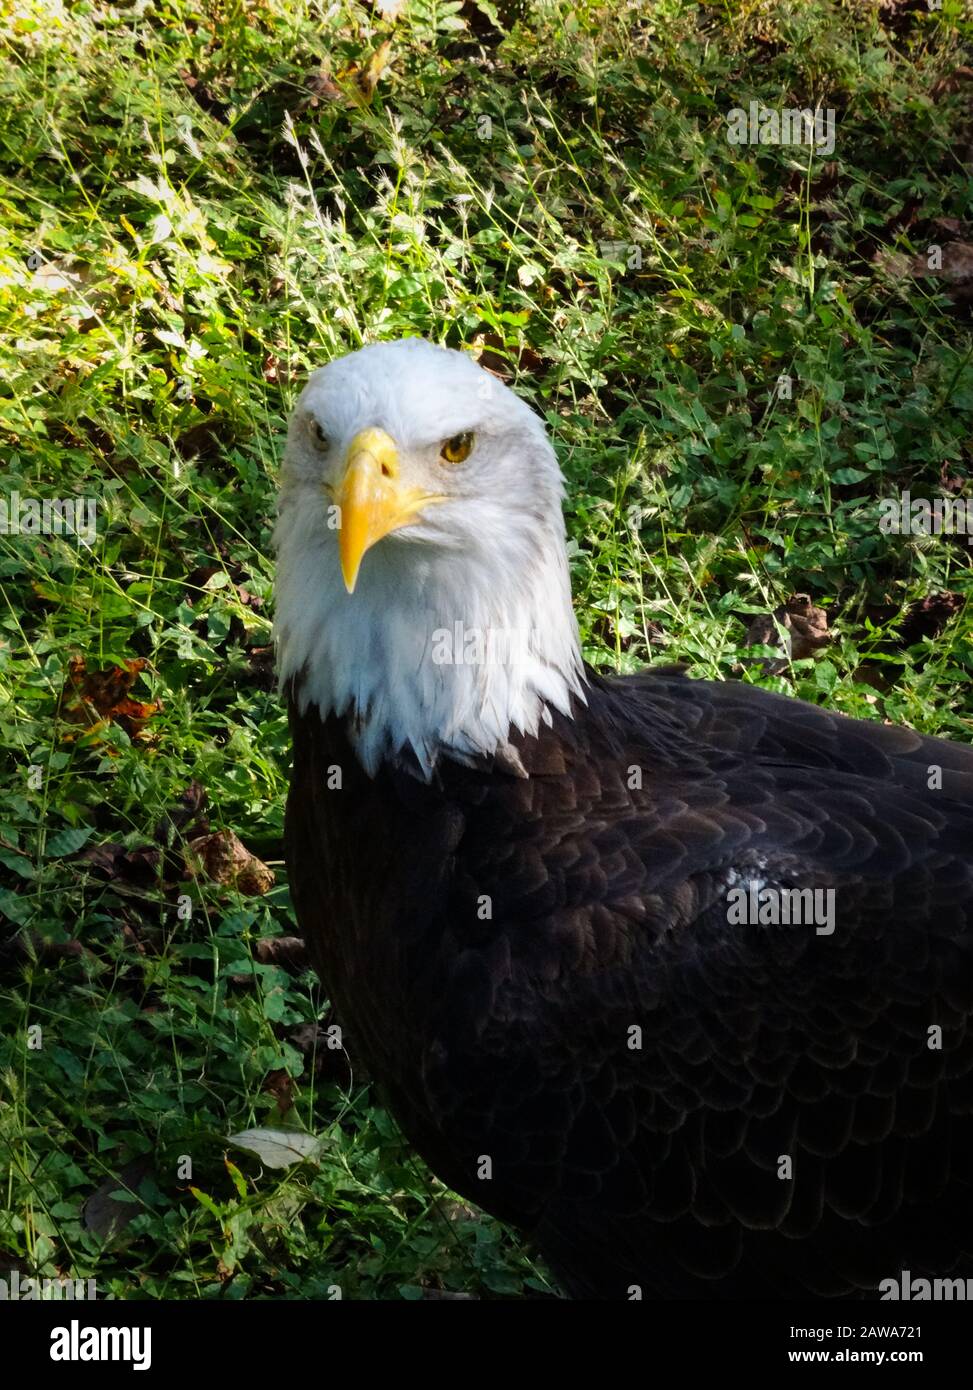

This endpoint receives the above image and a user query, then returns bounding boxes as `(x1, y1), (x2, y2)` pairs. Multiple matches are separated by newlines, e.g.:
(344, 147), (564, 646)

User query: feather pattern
(285, 669), (973, 1298)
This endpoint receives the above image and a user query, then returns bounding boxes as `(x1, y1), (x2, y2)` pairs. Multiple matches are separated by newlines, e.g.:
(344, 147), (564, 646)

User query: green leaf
(224, 1157), (248, 1200)
(0, 849), (36, 879)
(45, 828), (95, 857)
(0, 887), (32, 925)
(189, 1187), (224, 1222)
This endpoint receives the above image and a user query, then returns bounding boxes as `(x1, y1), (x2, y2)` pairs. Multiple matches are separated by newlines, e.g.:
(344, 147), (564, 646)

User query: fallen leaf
(472, 331), (545, 380)
(303, 67), (344, 106)
(57, 657), (162, 741)
(263, 1069), (297, 1117)
(174, 420), (236, 459)
(187, 831), (275, 895)
(929, 217), (964, 241)
(0, 935), (85, 968)
(156, 781), (208, 841)
(227, 1128), (321, 1169)
(340, 39), (392, 106)
(179, 70), (229, 122)
(878, 241), (973, 299)
(83, 1158), (154, 1242)
(899, 592), (963, 646)
(80, 843), (162, 885)
(290, 1015), (357, 1086)
(30, 260), (87, 294)
(255, 936), (308, 970)
(930, 65), (973, 99)
(737, 594), (830, 673)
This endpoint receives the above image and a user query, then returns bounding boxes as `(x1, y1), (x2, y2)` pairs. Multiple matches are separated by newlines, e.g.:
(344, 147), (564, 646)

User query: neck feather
(275, 519), (586, 778)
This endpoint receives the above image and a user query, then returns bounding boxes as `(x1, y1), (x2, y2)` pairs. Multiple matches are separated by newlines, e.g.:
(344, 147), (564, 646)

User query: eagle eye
(308, 417), (329, 450)
(441, 431), (474, 464)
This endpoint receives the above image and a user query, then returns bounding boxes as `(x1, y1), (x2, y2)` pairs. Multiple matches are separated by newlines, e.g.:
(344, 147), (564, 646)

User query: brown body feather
(285, 667), (973, 1298)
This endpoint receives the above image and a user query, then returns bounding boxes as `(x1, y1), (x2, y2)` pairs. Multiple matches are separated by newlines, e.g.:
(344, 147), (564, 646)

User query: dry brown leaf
(83, 1158), (154, 1242)
(899, 592), (963, 646)
(263, 1068), (297, 1117)
(57, 657), (162, 742)
(472, 331), (545, 380)
(739, 594), (830, 674)
(80, 843), (161, 885)
(930, 65), (973, 99)
(878, 241), (973, 292)
(187, 830), (275, 896)
(255, 935), (308, 969)
(340, 40), (392, 107)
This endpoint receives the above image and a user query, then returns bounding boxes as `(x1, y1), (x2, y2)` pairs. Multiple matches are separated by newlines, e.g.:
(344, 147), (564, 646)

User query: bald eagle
(275, 338), (973, 1299)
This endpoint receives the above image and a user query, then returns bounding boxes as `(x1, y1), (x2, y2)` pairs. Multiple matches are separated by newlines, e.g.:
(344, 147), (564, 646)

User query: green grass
(0, 0), (971, 1299)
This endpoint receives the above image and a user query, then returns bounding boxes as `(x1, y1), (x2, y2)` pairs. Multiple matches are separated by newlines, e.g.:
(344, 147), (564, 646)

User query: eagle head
(274, 339), (585, 776)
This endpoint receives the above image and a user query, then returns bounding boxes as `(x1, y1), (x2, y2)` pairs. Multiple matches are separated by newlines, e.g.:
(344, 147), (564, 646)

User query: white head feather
(274, 339), (586, 776)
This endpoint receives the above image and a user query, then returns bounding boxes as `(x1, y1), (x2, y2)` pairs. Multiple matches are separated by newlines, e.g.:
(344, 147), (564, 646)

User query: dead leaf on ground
(179, 70), (229, 122)
(339, 40), (393, 107)
(80, 784), (211, 896)
(263, 1069), (297, 1118)
(940, 461), (968, 494)
(83, 1158), (154, 1242)
(227, 1127), (321, 1169)
(255, 936), (308, 970)
(929, 217), (964, 242)
(187, 831), (275, 896)
(877, 241), (973, 300)
(174, 419), (237, 460)
(57, 657), (162, 742)
(930, 65), (973, 100)
(156, 780), (208, 843)
(303, 68), (344, 106)
(737, 594), (831, 674)
(472, 331), (545, 380)
(290, 1015), (357, 1086)
(0, 934), (86, 969)
(80, 843), (162, 885)
(28, 258), (90, 295)
(899, 592), (964, 646)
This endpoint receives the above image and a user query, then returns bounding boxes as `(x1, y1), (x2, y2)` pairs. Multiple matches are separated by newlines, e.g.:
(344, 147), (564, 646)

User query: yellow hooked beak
(334, 428), (442, 593)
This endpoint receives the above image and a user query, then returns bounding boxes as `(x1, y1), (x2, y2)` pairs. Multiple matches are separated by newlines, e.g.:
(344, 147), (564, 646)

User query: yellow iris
(441, 432), (474, 464)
